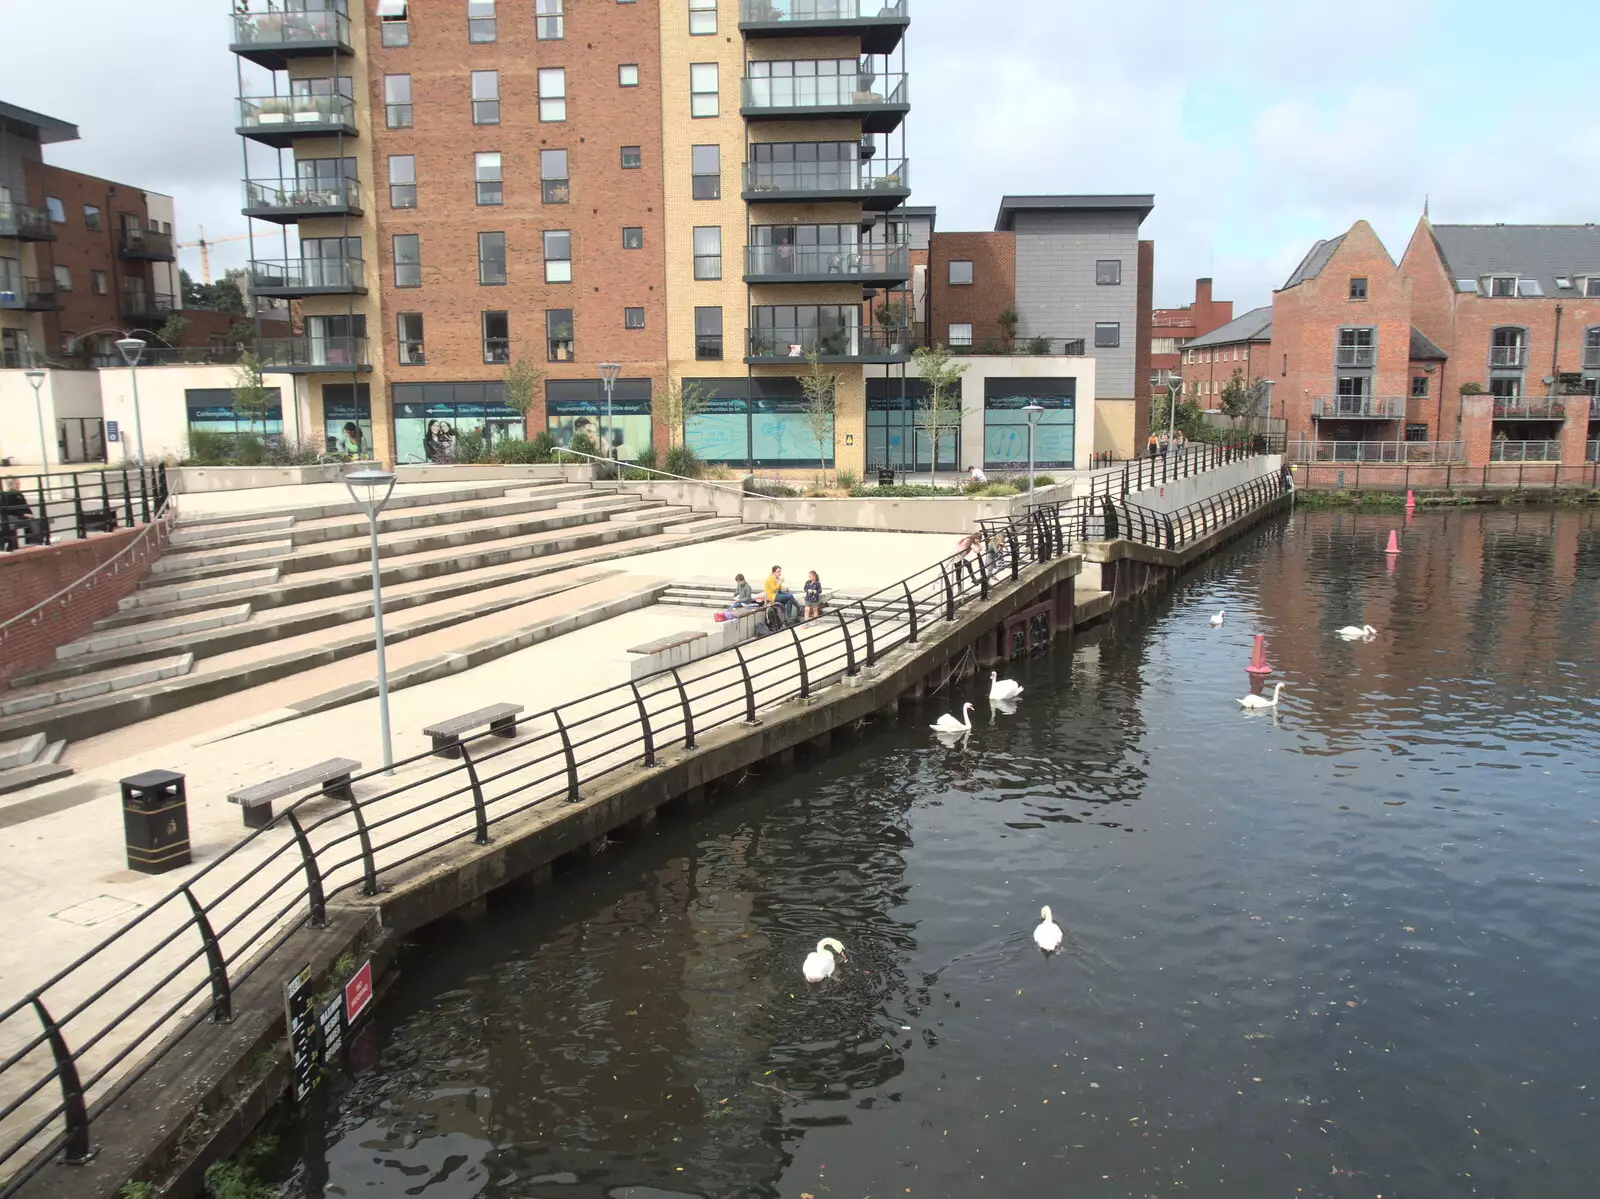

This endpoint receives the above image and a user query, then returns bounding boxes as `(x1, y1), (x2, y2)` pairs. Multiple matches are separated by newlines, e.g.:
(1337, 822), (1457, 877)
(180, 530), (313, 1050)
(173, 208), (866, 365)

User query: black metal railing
(1109, 472), (1288, 551)
(0, 465), (169, 553)
(1120, 441), (1250, 495)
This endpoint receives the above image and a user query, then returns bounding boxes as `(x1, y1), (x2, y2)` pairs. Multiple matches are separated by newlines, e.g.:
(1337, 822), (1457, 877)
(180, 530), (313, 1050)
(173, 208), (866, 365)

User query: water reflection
(300, 507), (1600, 1199)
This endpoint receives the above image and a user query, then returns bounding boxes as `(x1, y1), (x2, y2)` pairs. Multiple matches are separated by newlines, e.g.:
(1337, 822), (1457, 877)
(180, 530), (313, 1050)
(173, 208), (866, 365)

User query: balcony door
(306, 313), (366, 364)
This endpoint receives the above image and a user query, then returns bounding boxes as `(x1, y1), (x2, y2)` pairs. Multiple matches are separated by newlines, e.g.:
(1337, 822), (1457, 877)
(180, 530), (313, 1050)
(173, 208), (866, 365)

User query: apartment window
(482, 310), (510, 363)
(82, 204), (102, 231)
(619, 63), (640, 87)
(1411, 375), (1429, 398)
(537, 68), (567, 122)
(1094, 322), (1120, 348)
(948, 323), (973, 347)
(1490, 275), (1517, 298)
(1336, 327), (1375, 366)
(379, 0), (409, 45)
(1490, 326), (1526, 368)
(543, 230), (571, 282)
(541, 150), (570, 203)
(398, 312), (425, 364)
(1587, 278), (1600, 298)
(468, 0), (496, 41)
(479, 231), (507, 284)
(621, 145), (642, 169)
(1587, 327), (1600, 368)
(1405, 423), (1429, 442)
(690, 63), (719, 117)
(694, 306), (722, 359)
(45, 197), (65, 223)
(537, 0), (564, 39)
(689, 0), (716, 34)
(385, 75), (412, 128)
(692, 226), (722, 279)
(625, 307), (646, 329)
(1349, 276), (1368, 300)
(393, 234), (421, 286)
(1096, 259), (1121, 286)
(53, 264), (72, 291)
(948, 260), (973, 285)
(623, 226), (643, 249)
(547, 308), (575, 360)
(388, 155), (417, 208)
(471, 71), (500, 124)
(475, 152), (503, 205)
(691, 144), (720, 199)
(90, 270), (108, 296)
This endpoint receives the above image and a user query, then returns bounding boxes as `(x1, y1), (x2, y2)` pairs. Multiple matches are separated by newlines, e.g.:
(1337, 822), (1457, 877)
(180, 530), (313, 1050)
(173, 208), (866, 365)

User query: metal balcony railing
(255, 335), (370, 371)
(0, 275), (59, 310)
(237, 94), (356, 134)
(957, 336), (1088, 357)
(1289, 440), (1466, 464)
(1333, 345), (1375, 367)
(1583, 347), (1600, 369)
(743, 156), (909, 202)
(744, 241), (909, 280)
(741, 72), (908, 120)
(1489, 345), (1526, 368)
(0, 202), (53, 240)
(740, 0), (908, 26)
(248, 257), (364, 294)
(1492, 395), (1565, 419)
(230, 5), (351, 52)
(1310, 395), (1406, 419)
(1489, 439), (1560, 462)
(242, 176), (361, 216)
(118, 290), (179, 322)
(116, 228), (175, 260)
(747, 321), (916, 361)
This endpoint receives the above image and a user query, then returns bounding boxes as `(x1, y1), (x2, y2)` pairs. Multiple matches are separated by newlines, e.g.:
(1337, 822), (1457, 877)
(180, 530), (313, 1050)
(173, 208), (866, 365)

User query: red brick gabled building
(1150, 276), (1232, 403)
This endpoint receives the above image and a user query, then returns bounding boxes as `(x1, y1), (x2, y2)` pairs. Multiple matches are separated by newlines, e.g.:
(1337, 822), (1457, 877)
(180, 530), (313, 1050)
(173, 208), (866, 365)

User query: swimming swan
(931, 703), (975, 732)
(1210, 609), (1225, 626)
(1034, 906), (1063, 953)
(989, 673), (1023, 701)
(803, 938), (846, 982)
(1335, 624), (1377, 639)
(1237, 682), (1285, 710)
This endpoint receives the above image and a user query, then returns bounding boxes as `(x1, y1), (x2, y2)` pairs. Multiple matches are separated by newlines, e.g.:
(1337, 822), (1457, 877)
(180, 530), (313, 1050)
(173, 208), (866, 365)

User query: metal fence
(0, 466), (169, 553)
(1290, 440), (1464, 465)
(1111, 472), (1289, 551)
(1296, 461), (1600, 493)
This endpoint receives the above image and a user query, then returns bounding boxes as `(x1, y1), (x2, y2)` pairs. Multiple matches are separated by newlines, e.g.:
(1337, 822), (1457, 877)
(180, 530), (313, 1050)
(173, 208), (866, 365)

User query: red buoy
(1405, 489), (1416, 508)
(1246, 633), (1273, 677)
(1385, 529), (1400, 555)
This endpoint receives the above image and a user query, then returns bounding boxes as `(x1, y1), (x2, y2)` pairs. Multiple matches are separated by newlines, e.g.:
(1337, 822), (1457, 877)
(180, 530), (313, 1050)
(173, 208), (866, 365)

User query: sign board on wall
(106, 421), (119, 443)
(344, 961), (374, 1024)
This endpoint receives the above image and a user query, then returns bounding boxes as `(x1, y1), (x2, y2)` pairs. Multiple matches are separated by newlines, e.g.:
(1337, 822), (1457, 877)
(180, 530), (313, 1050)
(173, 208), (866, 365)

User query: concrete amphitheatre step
(166, 515), (296, 551)
(2, 653), (194, 717)
(0, 732), (70, 794)
(111, 568), (280, 618)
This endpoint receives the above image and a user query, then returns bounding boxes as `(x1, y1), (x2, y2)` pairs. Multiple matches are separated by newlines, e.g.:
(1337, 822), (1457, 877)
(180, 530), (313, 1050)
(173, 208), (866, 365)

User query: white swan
(803, 938), (846, 982)
(1335, 624), (1377, 639)
(1237, 682), (1285, 710)
(1033, 906), (1063, 953)
(930, 702), (974, 733)
(1210, 609), (1225, 626)
(989, 672), (1023, 701)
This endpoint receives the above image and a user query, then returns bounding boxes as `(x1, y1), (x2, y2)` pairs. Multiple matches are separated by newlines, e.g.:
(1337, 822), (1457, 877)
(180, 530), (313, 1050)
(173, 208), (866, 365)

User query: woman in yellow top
(764, 565), (799, 623)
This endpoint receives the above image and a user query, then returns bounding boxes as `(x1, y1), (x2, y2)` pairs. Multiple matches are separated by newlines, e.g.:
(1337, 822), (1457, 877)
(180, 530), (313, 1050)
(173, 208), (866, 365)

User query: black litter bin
(122, 769), (191, 874)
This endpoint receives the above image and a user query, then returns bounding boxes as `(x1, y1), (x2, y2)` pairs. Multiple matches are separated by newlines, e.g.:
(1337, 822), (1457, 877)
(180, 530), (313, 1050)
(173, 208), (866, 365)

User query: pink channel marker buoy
(1246, 633), (1273, 677)
(1386, 530), (1400, 555)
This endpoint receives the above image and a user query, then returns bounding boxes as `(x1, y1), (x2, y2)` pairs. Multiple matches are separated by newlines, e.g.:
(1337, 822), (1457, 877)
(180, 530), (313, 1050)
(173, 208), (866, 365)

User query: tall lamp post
(24, 370), (50, 476)
(1023, 402), (1044, 495)
(345, 469), (398, 772)
(1166, 374), (1184, 445)
(115, 337), (148, 463)
(1261, 379), (1277, 453)
(597, 361), (621, 460)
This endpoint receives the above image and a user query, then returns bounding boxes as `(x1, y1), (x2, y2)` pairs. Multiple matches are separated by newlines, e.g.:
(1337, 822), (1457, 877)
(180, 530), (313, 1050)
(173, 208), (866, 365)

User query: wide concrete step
(0, 733), (46, 770)
(171, 479), (540, 528)
(167, 514), (296, 550)
(284, 486), (598, 547)
(0, 758), (73, 797)
(606, 505), (695, 526)
(56, 604), (252, 663)
(1, 653), (195, 717)
(148, 538), (292, 575)
(123, 567), (279, 610)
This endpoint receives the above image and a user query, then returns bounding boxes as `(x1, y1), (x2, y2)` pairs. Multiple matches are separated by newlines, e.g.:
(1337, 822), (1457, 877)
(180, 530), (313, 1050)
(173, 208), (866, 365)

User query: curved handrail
(552, 446), (748, 497)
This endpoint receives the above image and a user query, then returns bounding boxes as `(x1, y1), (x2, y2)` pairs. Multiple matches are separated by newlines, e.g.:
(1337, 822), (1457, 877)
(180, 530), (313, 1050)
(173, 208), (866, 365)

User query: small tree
(799, 350), (839, 486)
(231, 351), (273, 435)
(911, 343), (969, 486)
(1218, 367), (1268, 419)
(157, 314), (190, 349)
(501, 354), (546, 438)
(656, 378), (710, 448)
(997, 304), (1018, 347)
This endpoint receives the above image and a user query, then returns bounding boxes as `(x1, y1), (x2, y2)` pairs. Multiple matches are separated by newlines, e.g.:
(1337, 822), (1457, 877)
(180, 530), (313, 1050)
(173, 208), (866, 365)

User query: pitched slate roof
(1281, 235), (1346, 289)
(1408, 327), (1447, 361)
(1184, 305), (1273, 350)
(1430, 224), (1600, 297)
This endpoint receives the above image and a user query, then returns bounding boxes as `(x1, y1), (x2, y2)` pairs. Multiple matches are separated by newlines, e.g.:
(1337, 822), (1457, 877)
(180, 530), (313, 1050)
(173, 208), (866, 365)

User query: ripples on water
(295, 508), (1600, 1199)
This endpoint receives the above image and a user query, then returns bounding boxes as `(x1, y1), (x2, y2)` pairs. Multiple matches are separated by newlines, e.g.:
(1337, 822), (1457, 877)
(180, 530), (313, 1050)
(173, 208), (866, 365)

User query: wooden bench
(227, 757), (361, 829)
(422, 702), (523, 759)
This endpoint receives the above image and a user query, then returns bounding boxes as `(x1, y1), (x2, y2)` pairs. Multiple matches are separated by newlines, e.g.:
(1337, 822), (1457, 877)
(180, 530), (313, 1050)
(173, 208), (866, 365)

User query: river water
(289, 506), (1600, 1199)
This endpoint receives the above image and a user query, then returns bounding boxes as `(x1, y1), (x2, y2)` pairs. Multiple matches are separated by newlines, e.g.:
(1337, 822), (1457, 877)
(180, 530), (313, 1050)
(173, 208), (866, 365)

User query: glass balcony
(231, 3), (353, 70)
(237, 95), (358, 148)
(746, 317), (915, 364)
(256, 335), (370, 373)
(1489, 344), (1526, 368)
(1333, 345), (1375, 367)
(739, 0), (908, 54)
(743, 155), (909, 209)
(1492, 395), (1565, 419)
(117, 228), (176, 261)
(0, 275), (61, 311)
(248, 257), (366, 296)
(242, 176), (362, 222)
(741, 72), (908, 133)
(119, 290), (180, 325)
(1290, 440), (1466, 464)
(0, 202), (54, 241)
(1310, 395), (1405, 419)
(1489, 439), (1560, 462)
(744, 240), (910, 284)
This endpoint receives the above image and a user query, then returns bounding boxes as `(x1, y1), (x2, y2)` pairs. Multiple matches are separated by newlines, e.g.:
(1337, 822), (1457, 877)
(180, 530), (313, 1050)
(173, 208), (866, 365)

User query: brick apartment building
(1178, 304), (1271, 407)
(228, 0), (914, 469)
(1149, 276), (1232, 402)
(1272, 216), (1600, 470)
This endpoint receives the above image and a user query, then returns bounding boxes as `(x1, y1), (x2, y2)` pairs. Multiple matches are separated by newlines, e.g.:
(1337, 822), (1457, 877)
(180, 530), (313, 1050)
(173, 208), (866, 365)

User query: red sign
(344, 960), (374, 1024)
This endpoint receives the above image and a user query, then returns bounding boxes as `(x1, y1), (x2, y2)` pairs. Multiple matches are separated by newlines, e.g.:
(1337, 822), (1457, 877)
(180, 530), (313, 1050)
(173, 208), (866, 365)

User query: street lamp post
(1166, 375), (1184, 445)
(1023, 402), (1045, 495)
(115, 337), (148, 463)
(24, 370), (50, 476)
(597, 362), (622, 462)
(345, 469), (398, 772)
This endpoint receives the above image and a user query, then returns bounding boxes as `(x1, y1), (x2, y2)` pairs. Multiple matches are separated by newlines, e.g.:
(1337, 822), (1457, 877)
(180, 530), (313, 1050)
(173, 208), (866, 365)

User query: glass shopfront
(546, 378), (653, 461)
(866, 378), (957, 472)
(684, 377), (832, 469)
(322, 383), (372, 457)
(982, 378), (1076, 471)
(184, 387), (284, 437)
(392, 381), (522, 463)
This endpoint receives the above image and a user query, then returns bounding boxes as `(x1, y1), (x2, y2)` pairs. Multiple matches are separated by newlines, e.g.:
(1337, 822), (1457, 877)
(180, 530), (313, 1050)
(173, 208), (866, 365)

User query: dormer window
(1518, 278), (1543, 297)
(1587, 278), (1600, 298)
(1489, 276), (1517, 297)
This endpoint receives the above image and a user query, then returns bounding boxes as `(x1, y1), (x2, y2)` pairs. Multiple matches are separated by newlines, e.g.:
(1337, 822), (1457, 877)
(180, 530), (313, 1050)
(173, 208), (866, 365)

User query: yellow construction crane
(176, 226), (253, 283)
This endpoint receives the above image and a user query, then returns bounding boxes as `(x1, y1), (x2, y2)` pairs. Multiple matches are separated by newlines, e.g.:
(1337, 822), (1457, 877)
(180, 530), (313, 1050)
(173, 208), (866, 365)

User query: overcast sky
(7, 0), (1598, 311)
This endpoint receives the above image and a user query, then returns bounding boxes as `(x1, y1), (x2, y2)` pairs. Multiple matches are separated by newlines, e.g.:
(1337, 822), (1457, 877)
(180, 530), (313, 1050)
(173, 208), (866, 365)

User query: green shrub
(631, 444), (658, 472)
(1032, 474), (1056, 487)
(848, 483), (951, 498)
(183, 429), (234, 465)
(451, 429), (489, 464)
(529, 430), (557, 462)
(662, 444), (704, 479)
(973, 482), (1019, 497)
(746, 478), (800, 498)
(1026, 335), (1052, 355)
(490, 437), (544, 464)
(566, 431), (600, 459)
(835, 468), (860, 491)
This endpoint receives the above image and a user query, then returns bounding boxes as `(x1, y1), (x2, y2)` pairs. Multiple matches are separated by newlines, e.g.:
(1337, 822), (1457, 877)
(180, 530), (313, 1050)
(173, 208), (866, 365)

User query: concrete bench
(227, 756), (360, 829)
(423, 702), (523, 759)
